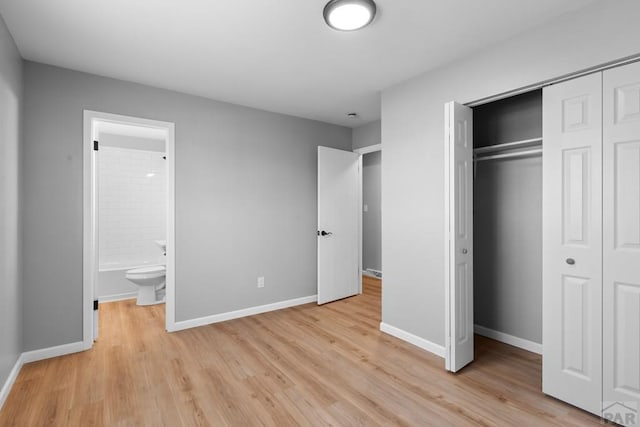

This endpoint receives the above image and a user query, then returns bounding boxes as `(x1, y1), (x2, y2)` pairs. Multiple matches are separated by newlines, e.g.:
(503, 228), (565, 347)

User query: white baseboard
(474, 325), (542, 355)
(99, 292), (137, 303)
(1, 340), (87, 410)
(171, 295), (318, 332)
(22, 341), (86, 364)
(0, 354), (24, 411)
(379, 322), (445, 358)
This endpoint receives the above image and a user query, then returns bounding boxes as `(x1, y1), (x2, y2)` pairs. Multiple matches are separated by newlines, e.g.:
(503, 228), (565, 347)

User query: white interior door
(542, 73), (602, 415)
(317, 146), (361, 305)
(603, 61), (640, 424)
(444, 101), (474, 372)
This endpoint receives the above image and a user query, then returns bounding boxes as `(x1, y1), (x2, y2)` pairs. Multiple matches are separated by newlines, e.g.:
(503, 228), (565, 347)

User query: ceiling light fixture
(323, 0), (377, 31)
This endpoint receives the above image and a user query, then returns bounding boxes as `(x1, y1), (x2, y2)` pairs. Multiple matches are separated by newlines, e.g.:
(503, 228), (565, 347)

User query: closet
(443, 94), (543, 372)
(446, 59), (640, 425)
(542, 60), (640, 423)
(472, 91), (543, 352)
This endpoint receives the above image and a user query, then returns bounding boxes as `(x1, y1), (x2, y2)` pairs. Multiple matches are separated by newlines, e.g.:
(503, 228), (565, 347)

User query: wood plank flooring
(0, 277), (602, 426)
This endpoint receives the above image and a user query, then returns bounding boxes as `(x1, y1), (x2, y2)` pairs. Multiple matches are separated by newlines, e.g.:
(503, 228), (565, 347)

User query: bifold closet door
(444, 101), (474, 372)
(603, 61), (640, 413)
(542, 73), (603, 415)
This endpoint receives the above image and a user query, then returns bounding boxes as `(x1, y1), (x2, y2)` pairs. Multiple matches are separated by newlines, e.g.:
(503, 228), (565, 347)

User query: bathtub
(98, 262), (162, 302)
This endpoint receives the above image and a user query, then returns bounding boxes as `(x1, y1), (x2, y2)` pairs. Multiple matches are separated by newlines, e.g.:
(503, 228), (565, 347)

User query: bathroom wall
(98, 145), (166, 269)
(21, 62), (352, 351)
(0, 13), (22, 399)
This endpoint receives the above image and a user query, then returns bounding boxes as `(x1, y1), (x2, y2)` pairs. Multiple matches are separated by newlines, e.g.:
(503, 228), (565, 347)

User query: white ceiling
(0, 0), (598, 127)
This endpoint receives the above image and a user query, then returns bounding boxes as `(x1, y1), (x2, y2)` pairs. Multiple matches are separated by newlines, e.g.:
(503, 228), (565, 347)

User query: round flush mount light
(323, 0), (377, 31)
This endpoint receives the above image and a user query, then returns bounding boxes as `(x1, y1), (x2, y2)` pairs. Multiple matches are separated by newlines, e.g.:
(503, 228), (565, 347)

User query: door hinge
(93, 299), (99, 310)
(93, 140), (99, 151)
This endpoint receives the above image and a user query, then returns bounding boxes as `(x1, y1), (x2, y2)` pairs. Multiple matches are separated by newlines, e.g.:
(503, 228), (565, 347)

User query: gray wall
(474, 157), (542, 343)
(0, 14), (22, 388)
(352, 120), (381, 150)
(473, 91), (543, 344)
(97, 270), (137, 299)
(381, 0), (640, 348)
(22, 62), (351, 351)
(363, 151), (381, 272)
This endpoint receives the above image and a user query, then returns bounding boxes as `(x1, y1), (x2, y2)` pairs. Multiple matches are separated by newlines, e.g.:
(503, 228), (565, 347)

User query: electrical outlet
(257, 276), (265, 288)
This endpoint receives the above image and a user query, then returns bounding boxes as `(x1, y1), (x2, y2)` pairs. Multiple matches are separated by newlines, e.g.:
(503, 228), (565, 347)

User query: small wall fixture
(323, 0), (377, 31)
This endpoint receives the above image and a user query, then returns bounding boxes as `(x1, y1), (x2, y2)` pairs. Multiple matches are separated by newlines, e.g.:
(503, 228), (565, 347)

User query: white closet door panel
(563, 148), (591, 245)
(604, 61), (640, 420)
(444, 101), (474, 372)
(542, 72), (603, 415)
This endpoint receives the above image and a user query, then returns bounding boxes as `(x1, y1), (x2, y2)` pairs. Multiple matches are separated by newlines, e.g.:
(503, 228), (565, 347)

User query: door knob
(318, 230), (333, 236)
(462, 248), (468, 254)
(566, 258), (575, 265)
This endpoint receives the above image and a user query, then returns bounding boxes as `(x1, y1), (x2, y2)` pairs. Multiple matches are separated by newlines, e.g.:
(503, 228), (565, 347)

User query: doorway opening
(361, 150), (382, 280)
(471, 90), (543, 360)
(445, 90), (543, 372)
(82, 111), (176, 349)
(354, 144), (382, 307)
(314, 142), (382, 310)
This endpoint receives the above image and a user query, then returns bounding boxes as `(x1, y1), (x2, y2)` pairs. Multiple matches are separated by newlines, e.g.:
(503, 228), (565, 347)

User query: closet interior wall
(473, 90), (543, 346)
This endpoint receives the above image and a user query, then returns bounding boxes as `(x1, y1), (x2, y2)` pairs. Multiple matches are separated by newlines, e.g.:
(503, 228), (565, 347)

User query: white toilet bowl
(125, 265), (166, 306)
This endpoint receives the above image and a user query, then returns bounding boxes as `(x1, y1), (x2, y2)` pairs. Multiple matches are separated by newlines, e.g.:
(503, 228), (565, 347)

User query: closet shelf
(473, 137), (542, 155)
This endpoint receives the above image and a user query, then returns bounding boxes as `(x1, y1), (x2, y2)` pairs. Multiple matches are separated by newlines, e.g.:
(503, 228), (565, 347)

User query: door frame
(353, 143), (381, 285)
(82, 110), (176, 349)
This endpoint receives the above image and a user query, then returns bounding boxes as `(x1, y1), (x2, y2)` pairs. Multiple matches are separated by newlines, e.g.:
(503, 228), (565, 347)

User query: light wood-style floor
(0, 277), (602, 426)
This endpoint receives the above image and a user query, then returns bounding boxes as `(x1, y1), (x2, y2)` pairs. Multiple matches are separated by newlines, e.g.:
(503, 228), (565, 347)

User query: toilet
(125, 265), (166, 306)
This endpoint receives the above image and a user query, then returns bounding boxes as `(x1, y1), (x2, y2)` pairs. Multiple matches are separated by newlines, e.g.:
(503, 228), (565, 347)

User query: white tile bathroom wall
(99, 147), (166, 269)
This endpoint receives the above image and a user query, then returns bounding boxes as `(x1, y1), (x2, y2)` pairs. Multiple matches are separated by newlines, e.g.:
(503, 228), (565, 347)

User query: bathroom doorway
(82, 111), (176, 349)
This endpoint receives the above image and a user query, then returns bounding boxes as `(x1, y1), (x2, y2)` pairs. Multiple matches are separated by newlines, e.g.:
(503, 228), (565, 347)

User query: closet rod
(474, 148), (542, 162)
(473, 137), (542, 155)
